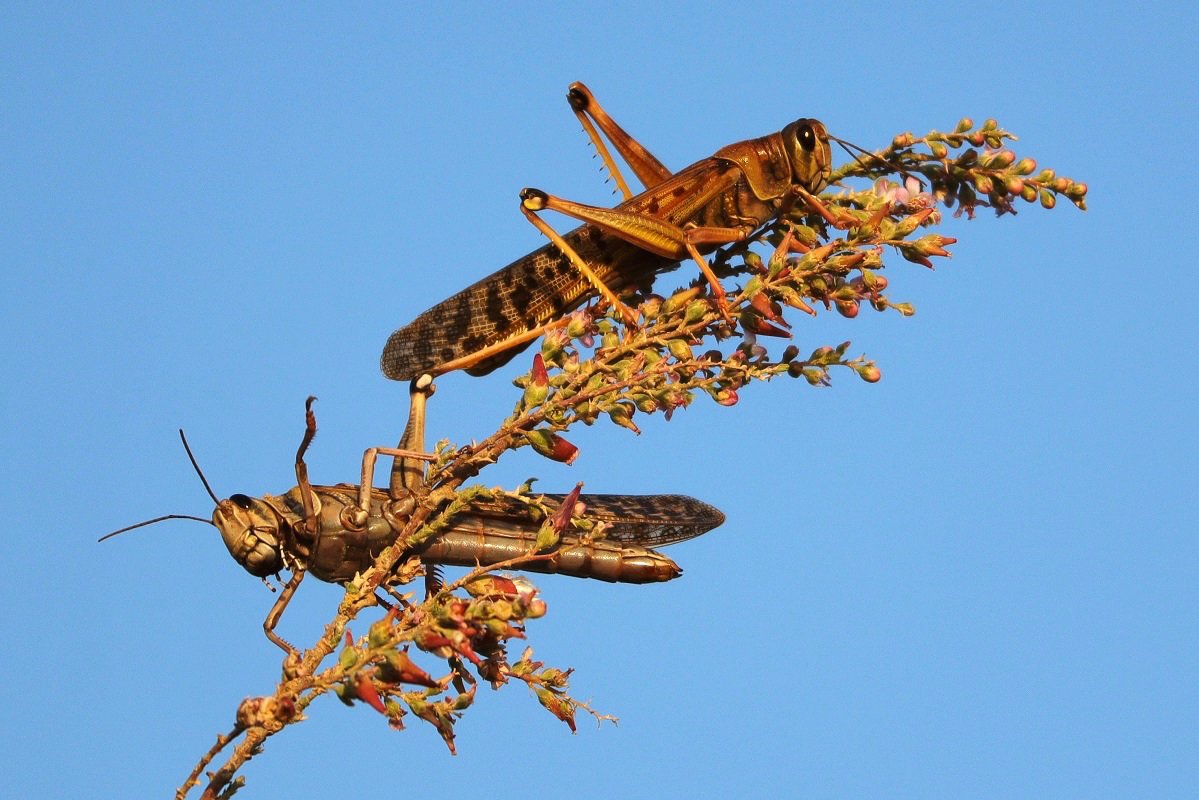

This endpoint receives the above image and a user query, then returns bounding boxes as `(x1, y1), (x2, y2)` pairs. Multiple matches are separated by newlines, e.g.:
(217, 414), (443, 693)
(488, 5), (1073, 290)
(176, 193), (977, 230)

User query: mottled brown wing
(467, 493), (725, 549)
(380, 228), (673, 380)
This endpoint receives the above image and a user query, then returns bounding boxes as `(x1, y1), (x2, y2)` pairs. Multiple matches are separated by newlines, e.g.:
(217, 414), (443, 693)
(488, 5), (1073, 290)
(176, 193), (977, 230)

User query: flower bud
(639, 294), (663, 320)
(684, 299), (709, 325)
(802, 243), (836, 266)
(465, 575), (520, 599)
(900, 247), (933, 269)
(380, 649), (439, 688)
(525, 429), (579, 464)
(780, 287), (816, 316)
(631, 392), (658, 413)
(864, 271), (888, 291)
(535, 687), (577, 732)
(354, 674), (387, 714)
(1013, 157), (1037, 175)
(972, 174), (994, 195)
(893, 207), (936, 236)
(663, 286), (703, 313)
(333, 684), (355, 707)
(368, 615), (393, 648)
(803, 367), (830, 386)
(549, 483), (582, 535)
(522, 354), (549, 409)
(667, 338), (694, 361)
(338, 642), (359, 671)
(857, 364), (882, 383)
(915, 234), (956, 258)
(534, 520), (560, 552)
(746, 317), (791, 338)
(539, 332), (565, 365)
(989, 150), (1016, 168)
(607, 403), (641, 434)
(452, 686), (477, 711)
(565, 313), (589, 339)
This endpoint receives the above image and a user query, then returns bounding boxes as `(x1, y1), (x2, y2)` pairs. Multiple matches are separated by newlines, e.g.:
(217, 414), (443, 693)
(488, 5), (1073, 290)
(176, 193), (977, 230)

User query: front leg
(263, 568), (306, 657)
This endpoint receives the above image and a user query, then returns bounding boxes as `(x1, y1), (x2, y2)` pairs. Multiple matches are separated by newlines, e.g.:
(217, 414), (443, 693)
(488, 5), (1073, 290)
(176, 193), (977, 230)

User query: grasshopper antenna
(178, 428), (220, 504)
(830, 135), (922, 187)
(97, 429), (220, 542)
(99, 514), (215, 542)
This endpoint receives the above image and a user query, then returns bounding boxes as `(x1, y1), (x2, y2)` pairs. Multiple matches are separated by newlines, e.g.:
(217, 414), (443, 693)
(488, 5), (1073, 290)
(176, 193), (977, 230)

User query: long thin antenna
(98, 429), (223, 543)
(178, 428), (219, 504)
(98, 514), (214, 542)
(830, 135), (921, 186)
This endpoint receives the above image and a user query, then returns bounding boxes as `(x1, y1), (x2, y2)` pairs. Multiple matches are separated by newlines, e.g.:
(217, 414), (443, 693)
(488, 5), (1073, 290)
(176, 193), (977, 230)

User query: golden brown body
(381, 83), (831, 380)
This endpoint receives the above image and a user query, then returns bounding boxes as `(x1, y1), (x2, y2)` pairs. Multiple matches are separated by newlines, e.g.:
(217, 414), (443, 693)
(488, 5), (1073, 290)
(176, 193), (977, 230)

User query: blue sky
(3, 3), (1195, 797)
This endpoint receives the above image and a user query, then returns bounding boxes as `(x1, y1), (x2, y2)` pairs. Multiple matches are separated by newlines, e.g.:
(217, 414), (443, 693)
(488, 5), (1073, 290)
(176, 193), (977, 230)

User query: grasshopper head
(212, 494), (286, 577)
(782, 118), (832, 193)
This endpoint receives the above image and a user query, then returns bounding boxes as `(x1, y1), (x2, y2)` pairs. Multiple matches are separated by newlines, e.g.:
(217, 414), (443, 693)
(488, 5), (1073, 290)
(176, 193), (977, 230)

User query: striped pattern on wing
(463, 493), (725, 549)
(380, 226), (672, 380)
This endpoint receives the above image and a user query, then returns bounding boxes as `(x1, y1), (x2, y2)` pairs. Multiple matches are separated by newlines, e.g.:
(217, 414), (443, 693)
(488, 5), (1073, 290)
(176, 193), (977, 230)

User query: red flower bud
(522, 353), (550, 409)
(746, 317), (792, 338)
(835, 299), (860, 318)
(354, 674), (387, 715)
(550, 483), (583, 535)
(526, 429), (579, 464)
(381, 649), (439, 688)
(749, 291), (785, 322)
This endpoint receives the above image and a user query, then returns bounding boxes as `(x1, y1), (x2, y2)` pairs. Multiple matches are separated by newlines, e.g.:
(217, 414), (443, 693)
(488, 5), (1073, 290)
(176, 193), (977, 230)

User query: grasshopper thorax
(213, 494), (287, 577)
(781, 118), (832, 194)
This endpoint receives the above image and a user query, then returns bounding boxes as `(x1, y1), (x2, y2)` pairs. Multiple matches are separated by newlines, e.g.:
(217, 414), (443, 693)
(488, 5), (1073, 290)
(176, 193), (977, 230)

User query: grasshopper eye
(797, 123), (816, 152)
(231, 494), (254, 510)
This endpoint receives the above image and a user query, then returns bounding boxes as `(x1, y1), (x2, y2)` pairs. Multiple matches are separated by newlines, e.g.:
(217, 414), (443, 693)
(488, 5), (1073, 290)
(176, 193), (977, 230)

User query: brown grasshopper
(101, 376), (724, 654)
(381, 81), (835, 381)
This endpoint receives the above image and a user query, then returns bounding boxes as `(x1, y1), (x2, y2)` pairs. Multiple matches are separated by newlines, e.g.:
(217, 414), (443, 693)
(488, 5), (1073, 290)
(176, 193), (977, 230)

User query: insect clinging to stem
(101, 376), (724, 655)
(381, 81), (852, 381)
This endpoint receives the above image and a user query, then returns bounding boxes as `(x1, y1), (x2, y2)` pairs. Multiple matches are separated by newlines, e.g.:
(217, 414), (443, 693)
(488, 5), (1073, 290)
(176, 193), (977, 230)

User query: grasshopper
(381, 81), (835, 380)
(102, 376), (724, 654)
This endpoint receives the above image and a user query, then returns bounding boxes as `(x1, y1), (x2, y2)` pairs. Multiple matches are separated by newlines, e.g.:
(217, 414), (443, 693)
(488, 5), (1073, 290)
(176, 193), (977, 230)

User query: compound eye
(231, 494), (254, 509)
(798, 123), (816, 152)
